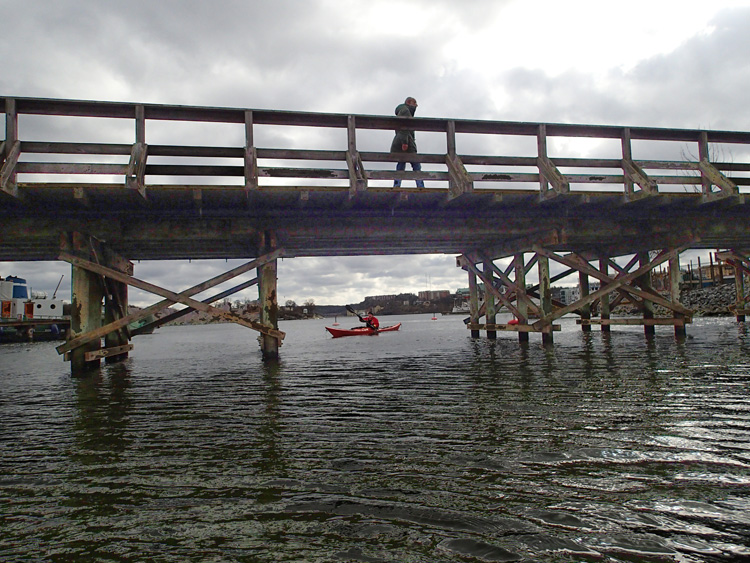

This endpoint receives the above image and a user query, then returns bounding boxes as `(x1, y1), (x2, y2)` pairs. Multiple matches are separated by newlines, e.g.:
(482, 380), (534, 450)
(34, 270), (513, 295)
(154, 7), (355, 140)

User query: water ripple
(1, 317), (749, 561)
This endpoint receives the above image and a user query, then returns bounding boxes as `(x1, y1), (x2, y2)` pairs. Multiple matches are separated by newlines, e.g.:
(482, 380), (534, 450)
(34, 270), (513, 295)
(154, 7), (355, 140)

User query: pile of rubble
(611, 283), (739, 317)
(677, 283), (739, 316)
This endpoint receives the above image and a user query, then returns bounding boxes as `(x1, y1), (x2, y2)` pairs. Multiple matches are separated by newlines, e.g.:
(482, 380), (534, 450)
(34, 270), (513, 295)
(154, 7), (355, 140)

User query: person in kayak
(361, 310), (379, 330)
(390, 97), (424, 188)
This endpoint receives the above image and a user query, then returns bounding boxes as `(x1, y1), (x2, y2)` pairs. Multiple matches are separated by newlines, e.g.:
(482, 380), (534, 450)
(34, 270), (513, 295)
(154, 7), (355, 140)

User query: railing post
(135, 104), (145, 145)
(126, 105), (147, 200)
(536, 124), (568, 199)
(446, 120), (473, 199)
(622, 127), (633, 198)
(537, 124), (549, 196)
(346, 115), (366, 195)
(245, 110), (258, 192)
(1, 98), (19, 197)
(699, 131), (711, 198)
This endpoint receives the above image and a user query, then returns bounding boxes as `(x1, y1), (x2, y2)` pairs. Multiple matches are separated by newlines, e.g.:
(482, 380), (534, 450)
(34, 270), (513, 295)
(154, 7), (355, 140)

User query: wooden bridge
(3, 96), (750, 374)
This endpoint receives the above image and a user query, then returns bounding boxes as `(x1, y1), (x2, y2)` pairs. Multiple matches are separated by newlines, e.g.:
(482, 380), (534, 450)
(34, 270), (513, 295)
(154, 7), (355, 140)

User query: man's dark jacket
(390, 103), (417, 153)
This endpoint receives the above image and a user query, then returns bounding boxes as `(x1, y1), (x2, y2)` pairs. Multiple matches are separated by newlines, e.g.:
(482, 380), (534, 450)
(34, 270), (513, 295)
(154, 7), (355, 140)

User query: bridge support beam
(599, 258), (611, 332)
(483, 257), (496, 339)
(638, 252), (656, 337)
(538, 255), (553, 345)
(457, 243), (695, 344)
(258, 233), (282, 360)
(57, 237), (286, 370)
(457, 251), (556, 341)
(70, 255), (106, 374)
(104, 276), (130, 364)
(468, 270), (480, 338)
(258, 258), (280, 360)
(670, 254), (687, 338)
(579, 270), (591, 333)
(515, 253), (529, 343)
(64, 232), (133, 375)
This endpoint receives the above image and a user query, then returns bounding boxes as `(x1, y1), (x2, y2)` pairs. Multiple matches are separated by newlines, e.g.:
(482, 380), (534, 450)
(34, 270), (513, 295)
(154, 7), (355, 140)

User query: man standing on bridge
(391, 97), (424, 188)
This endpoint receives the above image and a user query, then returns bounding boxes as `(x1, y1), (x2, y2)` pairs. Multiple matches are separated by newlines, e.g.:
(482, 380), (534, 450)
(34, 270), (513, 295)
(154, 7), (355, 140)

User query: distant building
(455, 284), (485, 297)
(552, 286), (578, 305)
(418, 290), (450, 301)
(364, 294), (398, 302)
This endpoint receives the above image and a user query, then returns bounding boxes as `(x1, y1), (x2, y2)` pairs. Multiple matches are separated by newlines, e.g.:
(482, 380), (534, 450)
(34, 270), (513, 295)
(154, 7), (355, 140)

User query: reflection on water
(1, 316), (749, 562)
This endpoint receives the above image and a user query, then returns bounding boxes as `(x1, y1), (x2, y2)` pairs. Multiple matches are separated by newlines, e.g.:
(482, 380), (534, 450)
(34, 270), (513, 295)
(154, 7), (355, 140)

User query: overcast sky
(3, 0), (750, 307)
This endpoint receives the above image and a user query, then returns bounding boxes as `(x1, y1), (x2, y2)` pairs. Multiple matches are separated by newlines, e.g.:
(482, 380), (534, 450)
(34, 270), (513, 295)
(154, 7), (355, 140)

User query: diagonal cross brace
(475, 251), (543, 317)
(698, 159), (738, 199)
(56, 249), (285, 355)
(457, 253), (542, 320)
(446, 154), (473, 199)
(535, 247), (692, 316)
(531, 244), (692, 329)
(622, 158), (658, 198)
(568, 250), (690, 315)
(537, 155), (569, 198)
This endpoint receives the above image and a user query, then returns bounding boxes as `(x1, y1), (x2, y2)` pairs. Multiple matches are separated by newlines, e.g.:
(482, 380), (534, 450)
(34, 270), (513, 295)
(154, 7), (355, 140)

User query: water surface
(1, 314), (749, 562)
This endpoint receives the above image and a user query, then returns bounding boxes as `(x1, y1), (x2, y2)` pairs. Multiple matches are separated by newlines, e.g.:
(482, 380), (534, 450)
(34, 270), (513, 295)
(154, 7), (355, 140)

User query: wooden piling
(599, 258), (611, 332)
(579, 270), (591, 332)
(484, 257), (497, 339)
(515, 253), (529, 343)
(538, 255), (553, 345)
(670, 254), (687, 338)
(468, 270), (480, 338)
(104, 277), (130, 363)
(638, 252), (656, 337)
(735, 258), (746, 323)
(70, 260), (105, 374)
(258, 254), (280, 360)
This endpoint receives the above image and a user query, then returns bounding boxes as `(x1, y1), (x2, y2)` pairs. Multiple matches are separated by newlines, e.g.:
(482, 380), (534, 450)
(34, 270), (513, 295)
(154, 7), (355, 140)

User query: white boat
(0, 275), (66, 321)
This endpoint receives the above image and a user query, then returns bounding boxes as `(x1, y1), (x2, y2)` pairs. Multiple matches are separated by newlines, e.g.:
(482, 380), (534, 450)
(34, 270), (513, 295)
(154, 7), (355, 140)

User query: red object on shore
(325, 323), (401, 338)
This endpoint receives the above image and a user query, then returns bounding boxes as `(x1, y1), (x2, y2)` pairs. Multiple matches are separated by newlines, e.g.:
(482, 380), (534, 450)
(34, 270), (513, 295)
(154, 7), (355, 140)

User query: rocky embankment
(675, 284), (739, 316)
(620, 283), (740, 317)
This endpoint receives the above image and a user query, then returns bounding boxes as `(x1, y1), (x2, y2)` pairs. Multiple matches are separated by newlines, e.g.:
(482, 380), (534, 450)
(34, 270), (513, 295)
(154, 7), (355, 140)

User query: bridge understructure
(3, 97), (750, 374)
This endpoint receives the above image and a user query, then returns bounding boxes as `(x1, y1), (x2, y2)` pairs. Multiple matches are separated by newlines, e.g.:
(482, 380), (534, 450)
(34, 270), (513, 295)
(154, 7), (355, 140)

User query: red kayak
(325, 323), (401, 338)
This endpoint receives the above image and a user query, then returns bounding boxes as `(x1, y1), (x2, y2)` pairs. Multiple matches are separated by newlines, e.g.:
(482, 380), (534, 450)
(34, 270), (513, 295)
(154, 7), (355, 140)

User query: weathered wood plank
(466, 323), (561, 332)
(17, 162), (128, 174)
(577, 318), (691, 326)
(84, 344), (134, 361)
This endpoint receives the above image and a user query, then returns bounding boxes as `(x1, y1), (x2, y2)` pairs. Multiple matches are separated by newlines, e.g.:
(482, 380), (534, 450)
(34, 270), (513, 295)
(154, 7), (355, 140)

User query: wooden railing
(3, 96), (750, 202)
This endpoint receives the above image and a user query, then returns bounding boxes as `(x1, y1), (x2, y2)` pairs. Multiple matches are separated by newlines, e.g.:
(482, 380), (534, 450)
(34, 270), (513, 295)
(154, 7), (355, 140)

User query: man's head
(405, 97), (418, 108)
